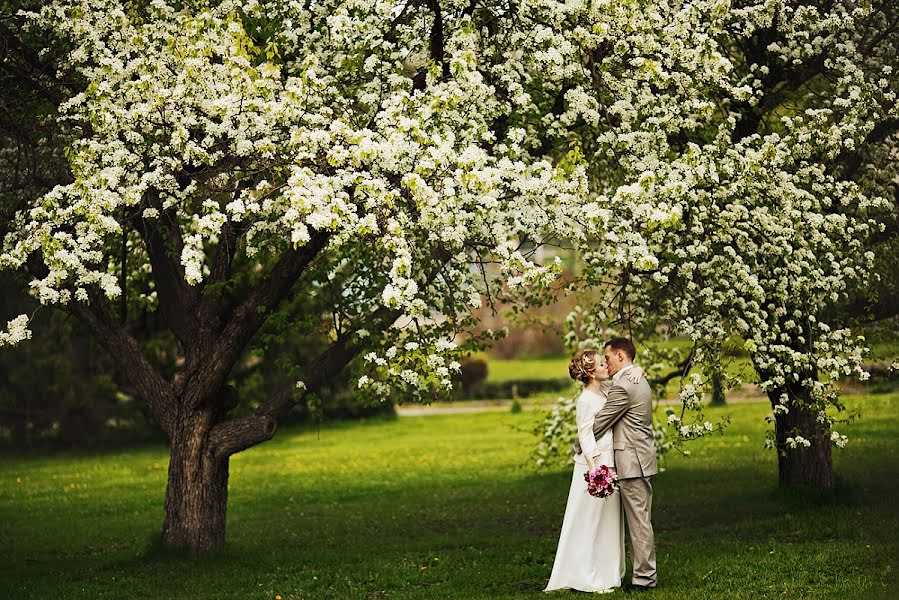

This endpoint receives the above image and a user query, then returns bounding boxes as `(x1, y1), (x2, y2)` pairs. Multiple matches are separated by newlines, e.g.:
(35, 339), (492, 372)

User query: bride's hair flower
(568, 350), (599, 383)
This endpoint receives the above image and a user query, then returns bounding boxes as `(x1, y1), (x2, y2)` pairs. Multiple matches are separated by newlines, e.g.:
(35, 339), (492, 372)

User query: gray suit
(573, 369), (658, 588)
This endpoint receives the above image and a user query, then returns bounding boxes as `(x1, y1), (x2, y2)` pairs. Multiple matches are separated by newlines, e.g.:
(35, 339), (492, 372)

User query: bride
(545, 350), (641, 594)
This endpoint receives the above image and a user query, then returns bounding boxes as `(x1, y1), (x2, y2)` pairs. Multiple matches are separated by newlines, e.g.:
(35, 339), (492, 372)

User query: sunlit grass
(485, 356), (571, 383)
(1, 393), (896, 599)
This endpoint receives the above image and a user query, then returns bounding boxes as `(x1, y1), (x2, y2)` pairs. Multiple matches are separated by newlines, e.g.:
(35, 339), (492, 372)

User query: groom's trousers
(619, 476), (657, 588)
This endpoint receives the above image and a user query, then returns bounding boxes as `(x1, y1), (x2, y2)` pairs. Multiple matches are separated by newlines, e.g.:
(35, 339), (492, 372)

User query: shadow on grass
(5, 398), (896, 600)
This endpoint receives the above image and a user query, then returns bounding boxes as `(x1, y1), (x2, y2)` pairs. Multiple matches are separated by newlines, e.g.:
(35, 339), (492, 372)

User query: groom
(573, 337), (658, 591)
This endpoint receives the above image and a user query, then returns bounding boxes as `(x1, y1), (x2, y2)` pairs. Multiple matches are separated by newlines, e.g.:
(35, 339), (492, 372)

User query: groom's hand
(625, 366), (644, 384)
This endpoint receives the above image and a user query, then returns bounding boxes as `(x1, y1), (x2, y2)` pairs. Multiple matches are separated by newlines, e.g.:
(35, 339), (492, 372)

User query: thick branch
(206, 340), (351, 456)
(839, 291), (899, 323)
(181, 230), (331, 406)
(426, 0), (449, 79)
(837, 118), (899, 180)
(204, 249), (449, 456)
(534, 84), (574, 158)
(273, 237), (457, 391)
(732, 54), (827, 142)
(413, 0), (450, 89)
(208, 412), (277, 458)
(647, 347), (698, 390)
(133, 192), (199, 344)
(195, 218), (241, 326)
(0, 22), (75, 105)
(262, 304), (402, 422)
(206, 307), (397, 458)
(71, 290), (175, 435)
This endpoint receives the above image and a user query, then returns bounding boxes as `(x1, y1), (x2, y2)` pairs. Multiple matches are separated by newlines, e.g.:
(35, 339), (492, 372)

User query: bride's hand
(625, 366), (644, 384)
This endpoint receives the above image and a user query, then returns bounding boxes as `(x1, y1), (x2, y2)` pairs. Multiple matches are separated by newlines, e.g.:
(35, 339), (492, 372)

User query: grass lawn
(1, 393), (896, 599)
(485, 356), (572, 383)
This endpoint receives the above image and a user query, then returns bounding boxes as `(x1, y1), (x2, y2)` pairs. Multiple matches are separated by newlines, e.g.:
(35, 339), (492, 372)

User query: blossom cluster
(2, 0), (895, 423)
(0, 315), (32, 347)
(2, 0), (594, 402)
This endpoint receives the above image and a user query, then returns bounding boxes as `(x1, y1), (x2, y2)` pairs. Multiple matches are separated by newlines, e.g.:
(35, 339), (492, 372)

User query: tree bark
(769, 384), (834, 489)
(161, 410), (230, 554)
(709, 371), (726, 406)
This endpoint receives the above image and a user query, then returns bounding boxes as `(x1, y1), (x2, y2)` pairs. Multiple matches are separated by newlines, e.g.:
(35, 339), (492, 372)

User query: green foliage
(455, 358), (488, 393)
(231, 253), (392, 422)
(453, 358), (574, 402)
(0, 393), (895, 598)
(0, 273), (153, 448)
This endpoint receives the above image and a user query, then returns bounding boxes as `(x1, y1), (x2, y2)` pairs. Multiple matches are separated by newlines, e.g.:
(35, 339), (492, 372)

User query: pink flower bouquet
(583, 464), (619, 498)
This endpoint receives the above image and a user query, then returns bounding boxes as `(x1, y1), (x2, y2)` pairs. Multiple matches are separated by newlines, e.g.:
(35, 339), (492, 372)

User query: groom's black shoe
(624, 583), (655, 593)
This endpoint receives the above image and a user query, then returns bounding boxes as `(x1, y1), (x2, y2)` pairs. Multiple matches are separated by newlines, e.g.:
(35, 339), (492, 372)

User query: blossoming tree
(3, 0), (897, 556)
(0, 0), (586, 553)
(516, 0), (898, 487)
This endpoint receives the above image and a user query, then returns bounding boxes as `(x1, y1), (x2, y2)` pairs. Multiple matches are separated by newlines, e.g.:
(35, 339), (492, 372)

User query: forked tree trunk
(769, 384), (834, 489)
(161, 411), (230, 553)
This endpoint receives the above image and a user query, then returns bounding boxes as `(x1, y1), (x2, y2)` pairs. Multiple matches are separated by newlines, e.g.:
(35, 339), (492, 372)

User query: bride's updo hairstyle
(568, 350), (599, 384)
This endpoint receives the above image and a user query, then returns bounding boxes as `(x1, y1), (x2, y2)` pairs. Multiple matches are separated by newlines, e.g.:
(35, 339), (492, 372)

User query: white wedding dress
(545, 388), (625, 593)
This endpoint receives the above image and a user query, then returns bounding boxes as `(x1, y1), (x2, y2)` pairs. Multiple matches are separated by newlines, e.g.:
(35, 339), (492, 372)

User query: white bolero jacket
(572, 388), (615, 467)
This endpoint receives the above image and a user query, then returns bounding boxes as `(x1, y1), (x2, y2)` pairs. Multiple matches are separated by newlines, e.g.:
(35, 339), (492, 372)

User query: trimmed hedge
(455, 378), (572, 400)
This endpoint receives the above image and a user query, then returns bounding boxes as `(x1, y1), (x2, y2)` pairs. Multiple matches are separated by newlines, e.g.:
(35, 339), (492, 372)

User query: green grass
(1, 394), (897, 599)
(486, 356), (571, 383)
(868, 339), (899, 362)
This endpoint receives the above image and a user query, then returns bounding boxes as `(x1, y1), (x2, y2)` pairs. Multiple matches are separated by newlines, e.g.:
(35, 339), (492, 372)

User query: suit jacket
(572, 372), (658, 479)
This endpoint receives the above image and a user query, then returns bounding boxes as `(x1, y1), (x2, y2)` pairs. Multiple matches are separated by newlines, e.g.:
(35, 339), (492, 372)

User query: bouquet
(584, 464), (619, 498)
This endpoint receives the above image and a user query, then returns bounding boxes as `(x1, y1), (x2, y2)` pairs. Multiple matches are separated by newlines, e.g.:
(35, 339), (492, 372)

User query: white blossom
(0, 315), (32, 347)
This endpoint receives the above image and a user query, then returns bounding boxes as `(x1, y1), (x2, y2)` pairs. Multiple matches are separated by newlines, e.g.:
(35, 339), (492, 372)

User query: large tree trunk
(769, 384), (834, 489)
(161, 411), (230, 553)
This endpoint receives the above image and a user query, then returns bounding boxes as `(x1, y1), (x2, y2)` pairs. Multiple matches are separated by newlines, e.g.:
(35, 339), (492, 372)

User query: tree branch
(839, 289), (899, 324)
(837, 117), (899, 180)
(413, 0), (450, 89)
(208, 412), (277, 458)
(426, 0), (449, 79)
(132, 190), (199, 345)
(206, 304), (401, 458)
(195, 217), (242, 327)
(0, 22), (76, 105)
(732, 54), (827, 142)
(181, 230), (331, 406)
(71, 289), (176, 435)
(204, 246), (451, 456)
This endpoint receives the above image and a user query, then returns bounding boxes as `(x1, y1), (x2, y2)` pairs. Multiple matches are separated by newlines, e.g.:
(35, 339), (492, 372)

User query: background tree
(517, 0), (898, 488)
